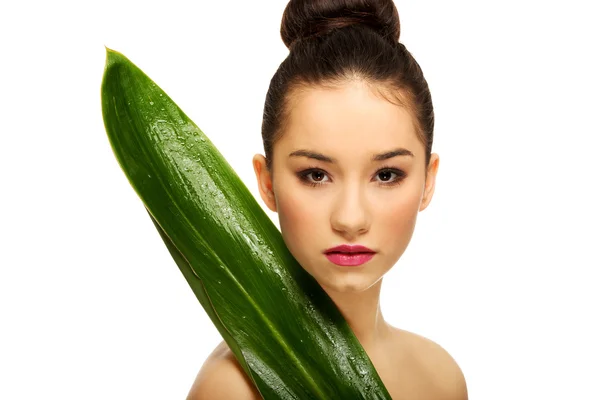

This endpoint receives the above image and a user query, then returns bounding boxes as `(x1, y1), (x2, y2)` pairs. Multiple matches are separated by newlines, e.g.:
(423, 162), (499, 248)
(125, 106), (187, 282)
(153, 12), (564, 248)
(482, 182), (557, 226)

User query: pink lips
(323, 244), (376, 267)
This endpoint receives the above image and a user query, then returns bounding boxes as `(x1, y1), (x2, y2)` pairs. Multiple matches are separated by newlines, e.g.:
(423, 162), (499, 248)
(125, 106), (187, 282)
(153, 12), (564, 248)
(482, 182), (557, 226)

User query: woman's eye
(374, 168), (406, 186)
(377, 170), (395, 182)
(299, 169), (330, 186)
(309, 171), (326, 182)
(297, 167), (405, 187)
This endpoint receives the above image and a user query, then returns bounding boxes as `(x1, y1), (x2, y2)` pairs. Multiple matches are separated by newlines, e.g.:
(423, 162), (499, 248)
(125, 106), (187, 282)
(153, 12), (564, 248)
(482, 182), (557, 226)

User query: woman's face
(253, 80), (439, 293)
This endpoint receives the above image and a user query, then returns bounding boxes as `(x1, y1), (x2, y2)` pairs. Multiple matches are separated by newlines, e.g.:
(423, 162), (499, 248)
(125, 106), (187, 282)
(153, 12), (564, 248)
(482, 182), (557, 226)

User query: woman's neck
(320, 278), (392, 353)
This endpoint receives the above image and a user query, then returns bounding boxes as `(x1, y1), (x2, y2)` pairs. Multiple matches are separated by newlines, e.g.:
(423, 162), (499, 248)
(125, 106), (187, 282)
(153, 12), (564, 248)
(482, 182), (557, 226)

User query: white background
(1, 0), (599, 399)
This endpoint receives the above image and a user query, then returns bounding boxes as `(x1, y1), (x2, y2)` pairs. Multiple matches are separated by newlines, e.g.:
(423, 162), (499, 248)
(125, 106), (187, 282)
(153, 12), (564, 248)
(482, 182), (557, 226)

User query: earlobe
(252, 154), (278, 213)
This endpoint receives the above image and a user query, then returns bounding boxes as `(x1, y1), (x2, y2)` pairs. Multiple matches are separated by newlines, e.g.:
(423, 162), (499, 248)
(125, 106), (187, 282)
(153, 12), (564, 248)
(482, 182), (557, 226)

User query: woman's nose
(330, 184), (371, 238)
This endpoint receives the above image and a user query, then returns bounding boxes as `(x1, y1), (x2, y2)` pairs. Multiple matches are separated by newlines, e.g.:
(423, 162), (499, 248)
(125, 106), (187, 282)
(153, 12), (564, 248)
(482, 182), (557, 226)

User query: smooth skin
(188, 80), (467, 399)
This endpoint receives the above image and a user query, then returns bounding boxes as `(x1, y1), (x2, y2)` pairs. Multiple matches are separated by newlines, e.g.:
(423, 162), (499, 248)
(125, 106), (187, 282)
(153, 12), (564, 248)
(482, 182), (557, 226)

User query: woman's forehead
(281, 83), (419, 154)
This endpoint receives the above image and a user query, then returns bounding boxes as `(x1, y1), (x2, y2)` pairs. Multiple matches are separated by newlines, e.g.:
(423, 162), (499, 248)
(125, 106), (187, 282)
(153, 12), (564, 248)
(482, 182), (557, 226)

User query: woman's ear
(252, 154), (277, 212)
(419, 153), (439, 211)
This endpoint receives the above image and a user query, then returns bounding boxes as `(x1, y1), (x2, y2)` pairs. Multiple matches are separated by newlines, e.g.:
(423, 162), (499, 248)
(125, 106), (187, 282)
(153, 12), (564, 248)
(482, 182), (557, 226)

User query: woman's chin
(316, 274), (381, 294)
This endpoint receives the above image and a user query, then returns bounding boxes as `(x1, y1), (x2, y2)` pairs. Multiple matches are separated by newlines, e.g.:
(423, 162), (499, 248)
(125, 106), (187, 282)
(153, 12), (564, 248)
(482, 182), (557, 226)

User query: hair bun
(281, 0), (401, 49)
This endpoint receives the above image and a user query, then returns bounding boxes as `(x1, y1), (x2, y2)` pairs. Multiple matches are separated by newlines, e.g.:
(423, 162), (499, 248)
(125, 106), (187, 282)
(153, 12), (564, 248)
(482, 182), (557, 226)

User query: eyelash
(297, 165), (407, 188)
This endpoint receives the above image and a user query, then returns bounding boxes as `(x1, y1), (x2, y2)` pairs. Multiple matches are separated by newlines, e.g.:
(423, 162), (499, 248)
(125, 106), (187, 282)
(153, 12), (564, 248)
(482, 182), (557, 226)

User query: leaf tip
(103, 46), (129, 69)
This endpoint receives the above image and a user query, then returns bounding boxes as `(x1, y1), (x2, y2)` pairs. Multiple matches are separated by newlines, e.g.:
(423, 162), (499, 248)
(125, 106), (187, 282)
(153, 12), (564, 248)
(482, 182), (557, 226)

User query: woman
(188, 0), (468, 398)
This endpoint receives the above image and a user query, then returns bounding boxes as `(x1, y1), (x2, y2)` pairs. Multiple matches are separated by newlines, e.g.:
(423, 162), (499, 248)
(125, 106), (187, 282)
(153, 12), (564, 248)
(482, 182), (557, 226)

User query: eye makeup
(295, 165), (407, 188)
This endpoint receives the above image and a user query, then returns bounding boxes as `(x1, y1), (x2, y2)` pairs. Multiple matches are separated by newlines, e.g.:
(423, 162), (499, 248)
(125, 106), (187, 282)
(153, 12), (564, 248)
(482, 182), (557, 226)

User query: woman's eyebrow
(289, 148), (414, 163)
(373, 148), (414, 161)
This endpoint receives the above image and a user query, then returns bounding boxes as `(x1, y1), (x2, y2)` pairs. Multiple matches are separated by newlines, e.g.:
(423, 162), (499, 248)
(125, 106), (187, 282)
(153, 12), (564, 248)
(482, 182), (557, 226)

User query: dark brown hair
(261, 0), (434, 173)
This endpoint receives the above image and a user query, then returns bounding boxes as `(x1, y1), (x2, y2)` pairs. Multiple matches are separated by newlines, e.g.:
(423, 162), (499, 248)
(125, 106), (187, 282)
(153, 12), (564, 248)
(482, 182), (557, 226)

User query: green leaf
(100, 47), (392, 399)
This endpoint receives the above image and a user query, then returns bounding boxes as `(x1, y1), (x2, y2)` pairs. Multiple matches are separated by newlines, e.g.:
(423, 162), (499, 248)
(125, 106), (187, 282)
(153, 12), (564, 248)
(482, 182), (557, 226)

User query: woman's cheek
(382, 191), (421, 257)
(279, 190), (330, 273)
(277, 188), (311, 256)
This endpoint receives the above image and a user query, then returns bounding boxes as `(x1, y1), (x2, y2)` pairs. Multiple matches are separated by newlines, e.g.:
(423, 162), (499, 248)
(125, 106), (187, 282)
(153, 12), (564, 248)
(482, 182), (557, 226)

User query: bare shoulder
(391, 327), (469, 400)
(187, 340), (262, 400)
